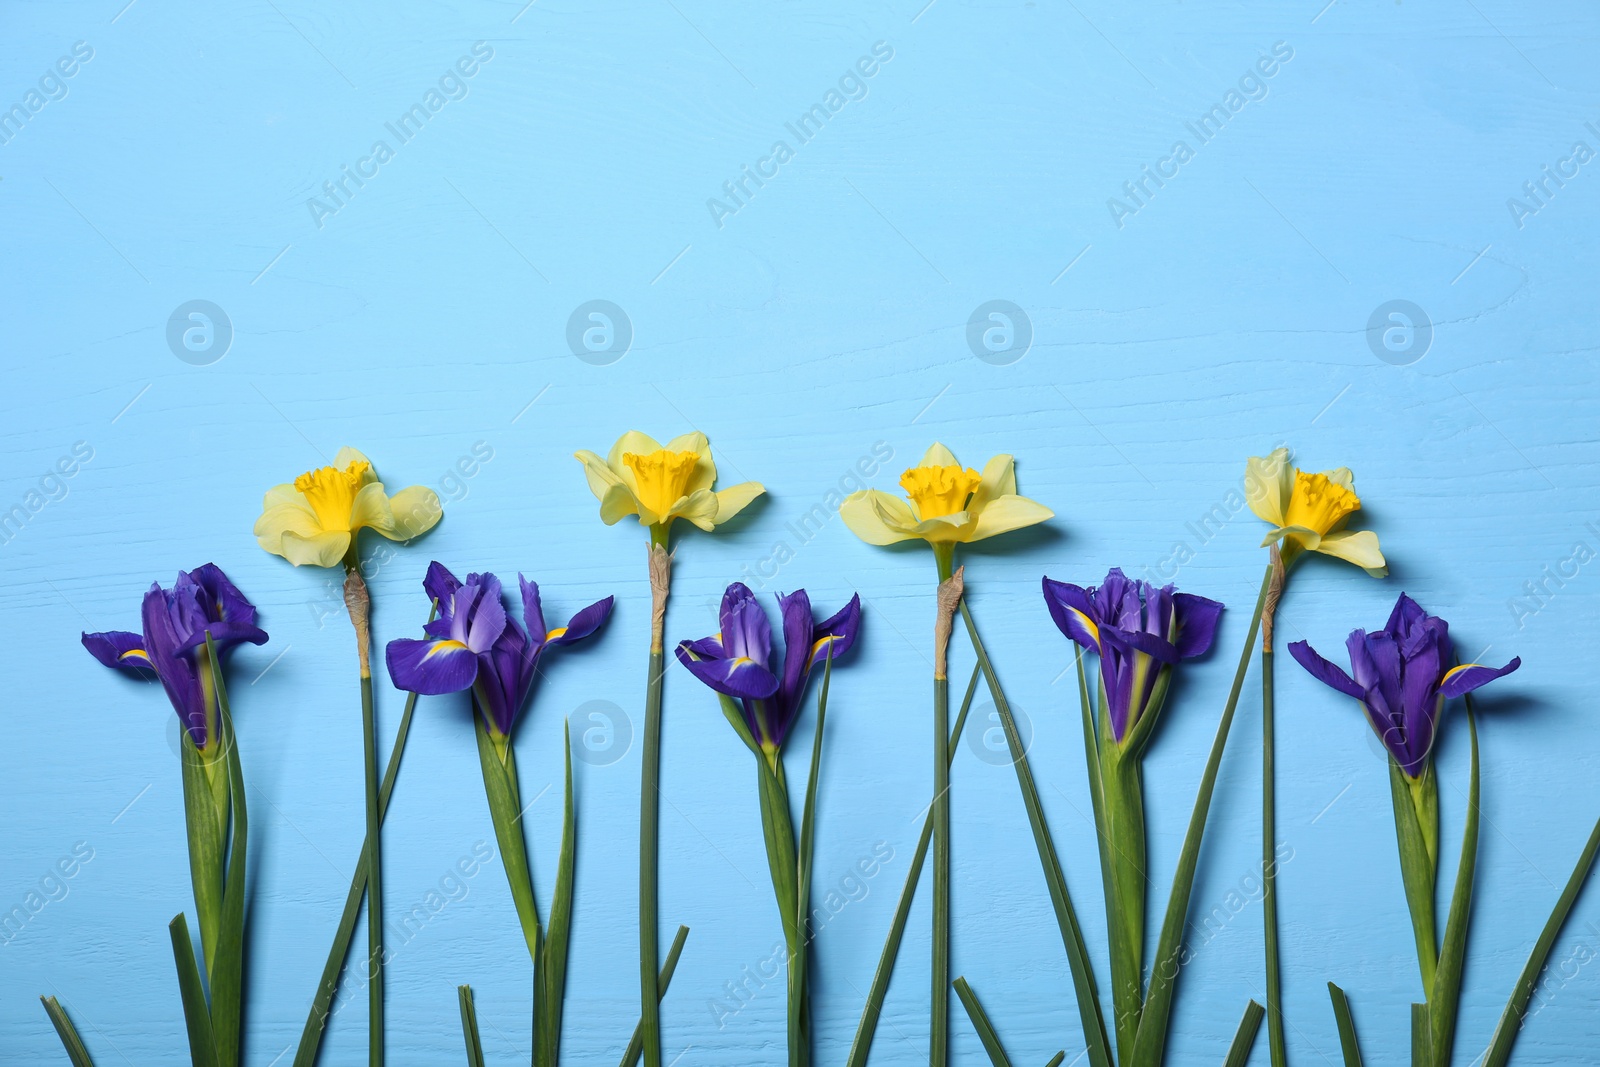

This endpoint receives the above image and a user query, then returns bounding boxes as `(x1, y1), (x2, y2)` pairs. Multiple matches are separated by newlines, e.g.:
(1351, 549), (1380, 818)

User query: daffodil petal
(1316, 529), (1387, 577)
(607, 431), (662, 474)
(1320, 466), (1355, 490)
(279, 529), (351, 568)
(253, 501), (322, 554)
(841, 490), (917, 545)
(968, 494), (1053, 542)
(575, 449), (624, 501)
(333, 447), (378, 484)
(388, 486), (443, 539)
(674, 488), (720, 532)
(350, 481), (398, 536)
(919, 442), (960, 468)
(1260, 524), (1324, 550)
(262, 482), (304, 509)
(968, 453), (1017, 513)
(599, 482), (640, 525)
(1245, 449), (1291, 526)
(713, 481), (764, 525)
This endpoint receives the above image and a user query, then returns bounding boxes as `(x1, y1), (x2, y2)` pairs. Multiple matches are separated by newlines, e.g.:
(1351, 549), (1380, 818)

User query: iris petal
(386, 637), (480, 694)
(1440, 657), (1521, 698)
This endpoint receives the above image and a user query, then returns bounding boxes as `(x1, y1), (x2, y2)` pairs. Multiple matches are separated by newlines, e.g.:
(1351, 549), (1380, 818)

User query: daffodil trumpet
(677, 583), (861, 1067)
(840, 443), (1053, 1067)
(255, 447), (442, 1067)
(1243, 447), (1388, 1067)
(575, 430), (764, 1067)
(78, 565), (265, 1067)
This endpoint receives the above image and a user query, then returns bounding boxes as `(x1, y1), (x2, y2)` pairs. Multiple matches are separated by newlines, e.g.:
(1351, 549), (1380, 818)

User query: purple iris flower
(675, 583), (861, 753)
(1289, 593), (1520, 778)
(386, 562), (613, 738)
(82, 563), (269, 749)
(1042, 568), (1224, 743)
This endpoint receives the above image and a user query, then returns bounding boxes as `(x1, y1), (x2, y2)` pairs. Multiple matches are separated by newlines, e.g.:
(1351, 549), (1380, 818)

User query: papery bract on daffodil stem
(386, 562), (613, 741)
(675, 582), (860, 758)
(82, 563), (267, 750)
(1289, 593), (1519, 779)
(1042, 568), (1222, 746)
(840, 443), (1053, 552)
(1246, 447), (1386, 577)
(574, 430), (764, 544)
(254, 446), (443, 568)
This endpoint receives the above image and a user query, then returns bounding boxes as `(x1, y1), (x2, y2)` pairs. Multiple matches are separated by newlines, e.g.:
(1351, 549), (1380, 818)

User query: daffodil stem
(1262, 647), (1287, 1067)
(344, 566), (383, 1067)
(640, 541), (672, 1067)
(930, 551), (961, 1067)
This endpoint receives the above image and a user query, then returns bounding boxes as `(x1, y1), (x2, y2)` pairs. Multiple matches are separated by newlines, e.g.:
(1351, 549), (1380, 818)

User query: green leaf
(960, 603), (1113, 1067)
(39, 996), (97, 1067)
(476, 716), (542, 960)
(792, 651), (833, 1067)
(618, 925), (691, 1067)
(1390, 760), (1439, 996)
(536, 722), (579, 1067)
(457, 985), (485, 1067)
(1222, 1000), (1265, 1067)
(1428, 707), (1479, 1064)
(1327, 982), (1363, 1067)
(1262, 649), (1287, 1067)
(844, 663), (979, 1067)
(1129, 563), (1274, 1067)
(168, 914), (220, 1067)
(1044, 1054), (1066, 1067)
(1099, 739), (1147, 1060)
(952, 977), (1014, 1067)
(178, 727), (226, 982)
(932, 656), (952, 1067)
(203, 635), (247, 1067)
(1481, 807), (1600, 1067)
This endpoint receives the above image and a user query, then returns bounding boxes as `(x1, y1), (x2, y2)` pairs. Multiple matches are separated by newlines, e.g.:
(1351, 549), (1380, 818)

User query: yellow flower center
(294, 460), (371, 531)
(623, 449), (700, 519)
(900, 464), (982, 519)
(1283, 471), (1360, 535)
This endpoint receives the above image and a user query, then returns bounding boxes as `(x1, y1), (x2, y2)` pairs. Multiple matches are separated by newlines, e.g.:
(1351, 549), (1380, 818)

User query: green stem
(1263, 647), (1287, 1067)
(640, 643), (666, 1067)
(931, 658), (951, 1067)
(1100, 740), (1146, 1060)
(1223, 1001), (1266, 1067)
(39, 997), (97, 1067)
(1327, 982), (1364, 1067)
(952, 977), (1014, 1067)
(359, 671), (384, 1067)
(458, 985), (486, 1067)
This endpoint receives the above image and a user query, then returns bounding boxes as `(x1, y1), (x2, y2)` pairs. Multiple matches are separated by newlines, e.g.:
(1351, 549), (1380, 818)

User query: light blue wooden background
(4, 1), (1598, 1063)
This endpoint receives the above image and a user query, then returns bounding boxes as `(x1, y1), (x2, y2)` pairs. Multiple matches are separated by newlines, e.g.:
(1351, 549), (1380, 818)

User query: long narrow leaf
(619, 924), (691, 1067)
(1045, 1054), (1066, 1067)
(1410, 1003), (1429, 1067)
(204, 635), (247, 1067)
(476, 717), (542, 959)
(792, 652), (832, 1067)
(844, 663), (979, 1067)
(952, 977), (1014, 1067)
(1327, 982), (1363, 1067)
(457, 985), (485, 1067)
(1481, 807), (1600, 1066)
(537, 722), (579, 1067)
(1429, 707), (1479, 1063)
(961, 603), (1113, 1067)
(293, 609), (431, 1067)
(1129, 564), (1272, 1067)
(39, 996), (97, 1067)
(169, 915), (220, 1067)
(1223, 1000), (1265, 1067)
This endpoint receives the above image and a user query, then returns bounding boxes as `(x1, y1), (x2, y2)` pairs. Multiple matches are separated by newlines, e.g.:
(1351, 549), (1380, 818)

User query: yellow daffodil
(1245, 447), (1386, 577)
(574, 430), (764, 542)
(254, 446), (443, 568)
(840, 443), (1054, 550)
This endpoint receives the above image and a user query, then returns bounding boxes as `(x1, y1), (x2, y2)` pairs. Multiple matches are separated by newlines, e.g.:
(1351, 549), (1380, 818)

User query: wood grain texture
(3, 1), (1599, 1063)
